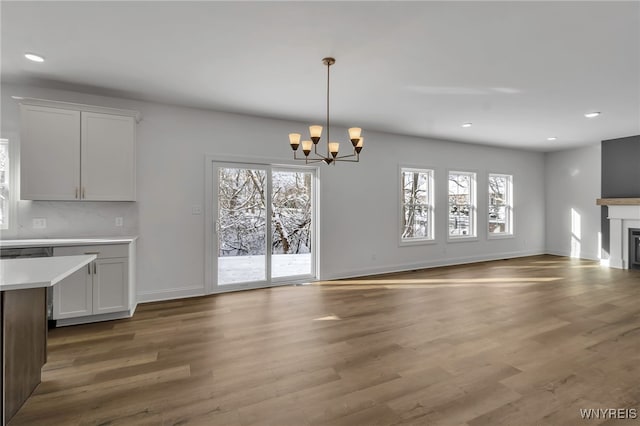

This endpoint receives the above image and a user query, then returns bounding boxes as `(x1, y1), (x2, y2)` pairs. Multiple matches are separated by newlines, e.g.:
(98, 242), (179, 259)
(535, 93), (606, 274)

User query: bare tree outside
(401, 169), (432, 240)
(0, 140), (9, 229)
(216, 167), (313, 284)
(489, 174), (510, 233)
(448, 172), (473, 236)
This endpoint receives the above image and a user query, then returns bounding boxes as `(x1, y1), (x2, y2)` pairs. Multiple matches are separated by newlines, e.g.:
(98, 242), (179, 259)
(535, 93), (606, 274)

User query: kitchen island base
(1, 287), (47, 425)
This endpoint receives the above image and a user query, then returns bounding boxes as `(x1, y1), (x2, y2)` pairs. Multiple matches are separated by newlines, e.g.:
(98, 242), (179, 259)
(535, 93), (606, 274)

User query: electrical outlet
(192, 205), (202, 215)
(115, 217), (124, 227)
(32, 218), (47, 229)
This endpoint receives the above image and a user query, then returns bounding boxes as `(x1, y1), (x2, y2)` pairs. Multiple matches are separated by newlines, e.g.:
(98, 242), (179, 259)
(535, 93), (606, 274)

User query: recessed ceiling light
(24, 53), (45, 63)
(584, 112), (600, 118)
(547, 137), (557, 141)
(461, 123), (472, 128)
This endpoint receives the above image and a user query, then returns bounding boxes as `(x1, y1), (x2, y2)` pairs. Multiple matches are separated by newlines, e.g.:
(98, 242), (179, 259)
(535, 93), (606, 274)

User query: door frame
(204, 155), (319, 294)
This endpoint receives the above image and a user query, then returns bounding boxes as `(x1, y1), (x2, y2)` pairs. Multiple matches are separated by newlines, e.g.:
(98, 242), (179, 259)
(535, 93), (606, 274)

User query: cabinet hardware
(88, 264), (91, 274)
(84, 251), (100, 255)
(94, 263), (97, 274)
(75, 188), (79, 199)
(82, 187), (86, 199)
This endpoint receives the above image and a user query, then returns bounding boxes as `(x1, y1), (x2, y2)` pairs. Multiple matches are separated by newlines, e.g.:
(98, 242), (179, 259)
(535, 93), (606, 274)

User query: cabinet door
(20, 105), (81, 200)
(81, 112), (135, 201)
(53, 265), (92, 319)
(93, 258), (129, 315)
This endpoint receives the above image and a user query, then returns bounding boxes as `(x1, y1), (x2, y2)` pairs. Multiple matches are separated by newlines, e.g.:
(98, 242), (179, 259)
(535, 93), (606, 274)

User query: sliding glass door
(216, 165), (268, 286)
(211, 162), (315, 292)
(271, 169), (313, 278)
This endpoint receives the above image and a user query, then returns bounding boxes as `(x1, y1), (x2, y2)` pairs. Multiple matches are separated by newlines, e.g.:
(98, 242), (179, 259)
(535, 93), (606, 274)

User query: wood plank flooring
(9, 255), (640, 425)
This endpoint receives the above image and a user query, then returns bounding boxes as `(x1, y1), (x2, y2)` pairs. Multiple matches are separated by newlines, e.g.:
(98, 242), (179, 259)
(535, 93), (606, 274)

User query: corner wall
(544, 144), (602, 260)
(2, 83), (546, 302)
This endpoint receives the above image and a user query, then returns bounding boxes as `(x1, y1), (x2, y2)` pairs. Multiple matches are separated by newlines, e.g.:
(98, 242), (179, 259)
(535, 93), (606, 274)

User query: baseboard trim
(320, 249), (546, 281)
(133, 250), (609, 304)
(55, 310), (133, 327)
(545, 249), (600, 262)
(137, 285), (205, 304)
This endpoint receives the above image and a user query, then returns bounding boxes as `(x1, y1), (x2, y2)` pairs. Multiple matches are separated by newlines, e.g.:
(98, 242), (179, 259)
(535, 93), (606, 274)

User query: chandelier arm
(306, 151), (330, 161)
(303, 158), (326, 165)
(334, 157), (360, 163)
(334, 150), (358, 160)
(336, 151), (360, 161)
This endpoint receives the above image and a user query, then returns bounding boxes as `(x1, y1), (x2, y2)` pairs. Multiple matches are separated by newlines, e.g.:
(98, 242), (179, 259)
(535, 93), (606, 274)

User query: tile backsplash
(2, 200), (138, 239)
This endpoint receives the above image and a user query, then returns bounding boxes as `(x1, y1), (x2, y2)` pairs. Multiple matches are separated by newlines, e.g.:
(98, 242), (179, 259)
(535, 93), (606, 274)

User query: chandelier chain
(326, 59), (330, 158)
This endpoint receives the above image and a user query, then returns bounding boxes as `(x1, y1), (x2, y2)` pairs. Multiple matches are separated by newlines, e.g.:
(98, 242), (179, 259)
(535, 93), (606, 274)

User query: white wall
(1, 83), (546, 302)
(544, 144), (602, 260)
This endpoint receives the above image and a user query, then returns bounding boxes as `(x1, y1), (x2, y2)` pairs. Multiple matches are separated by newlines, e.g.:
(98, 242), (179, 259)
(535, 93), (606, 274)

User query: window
(488, 173), (513, 236)
(448, 171), (476, 238)
(0, 139), (9, 230)
(401, 168), (434, 242)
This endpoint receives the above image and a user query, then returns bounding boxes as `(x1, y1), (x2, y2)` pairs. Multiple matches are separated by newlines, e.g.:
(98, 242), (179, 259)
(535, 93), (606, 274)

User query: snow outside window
(448, 171), (476, 238)
(488, 173), (513, 236)
(401, 168), (434, 242)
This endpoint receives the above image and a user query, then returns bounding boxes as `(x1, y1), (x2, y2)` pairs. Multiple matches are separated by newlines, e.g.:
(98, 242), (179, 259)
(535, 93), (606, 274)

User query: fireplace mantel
(597, 198), (640, 206)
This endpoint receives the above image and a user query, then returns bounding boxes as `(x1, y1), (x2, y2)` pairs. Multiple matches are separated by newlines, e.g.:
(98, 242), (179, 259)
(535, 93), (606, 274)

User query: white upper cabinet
(82, 112), (136, 201)
(19, 99), (140, 201)
(20, 105), (81, 200)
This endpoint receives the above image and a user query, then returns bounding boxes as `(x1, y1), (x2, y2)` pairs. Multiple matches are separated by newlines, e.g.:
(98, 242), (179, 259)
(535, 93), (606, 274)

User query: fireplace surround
(597, 198), (640, 269)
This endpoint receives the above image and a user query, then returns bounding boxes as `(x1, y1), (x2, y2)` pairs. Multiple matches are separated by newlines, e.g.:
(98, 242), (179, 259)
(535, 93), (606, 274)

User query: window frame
(487, 173), (514, 239)
(447, 170), (477, 241)
(399, 166), (436, 246)
(0, 138), (17, 232)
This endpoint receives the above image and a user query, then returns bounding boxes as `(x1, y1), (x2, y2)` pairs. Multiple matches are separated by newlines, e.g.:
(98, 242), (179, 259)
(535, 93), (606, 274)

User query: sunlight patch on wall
(571, 208), (581, 258)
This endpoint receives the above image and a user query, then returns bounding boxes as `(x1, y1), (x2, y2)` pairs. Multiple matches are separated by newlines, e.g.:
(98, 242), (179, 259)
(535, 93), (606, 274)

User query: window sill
(488, 233), (515, 240)
(400, 238), (437, 247)
(447, 236), (479, 243)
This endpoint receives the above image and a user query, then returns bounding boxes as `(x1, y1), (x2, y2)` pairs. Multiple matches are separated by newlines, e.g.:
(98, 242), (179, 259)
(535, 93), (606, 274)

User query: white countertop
(0, 236), (137, 249)
(0, 254), (97, 291)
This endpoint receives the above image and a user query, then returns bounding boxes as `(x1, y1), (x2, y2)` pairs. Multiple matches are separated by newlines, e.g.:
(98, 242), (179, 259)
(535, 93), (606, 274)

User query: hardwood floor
(9, 255), (640, 425)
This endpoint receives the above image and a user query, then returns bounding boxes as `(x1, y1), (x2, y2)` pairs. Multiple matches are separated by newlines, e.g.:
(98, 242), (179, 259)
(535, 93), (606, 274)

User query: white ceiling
(2, 1), (639, 151)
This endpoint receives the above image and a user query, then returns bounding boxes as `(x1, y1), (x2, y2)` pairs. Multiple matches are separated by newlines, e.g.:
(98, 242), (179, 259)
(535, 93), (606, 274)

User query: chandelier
(288, 57), (363, 165)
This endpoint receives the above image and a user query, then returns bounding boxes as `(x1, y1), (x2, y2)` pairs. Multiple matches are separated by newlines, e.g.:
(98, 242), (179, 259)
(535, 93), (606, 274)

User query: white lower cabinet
(92, 258), (129, 315)
(54, 264), (93, 319)
(53, 244), (132, 323)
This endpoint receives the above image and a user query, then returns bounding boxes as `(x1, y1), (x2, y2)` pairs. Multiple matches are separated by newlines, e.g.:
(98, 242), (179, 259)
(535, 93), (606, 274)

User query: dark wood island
(0, 255), (95, 425)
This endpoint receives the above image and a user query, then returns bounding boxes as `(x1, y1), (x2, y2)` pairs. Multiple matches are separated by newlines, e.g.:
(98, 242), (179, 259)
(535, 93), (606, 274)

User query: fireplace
(597, 198), (640, 269)
(631, 229), (640, 270)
